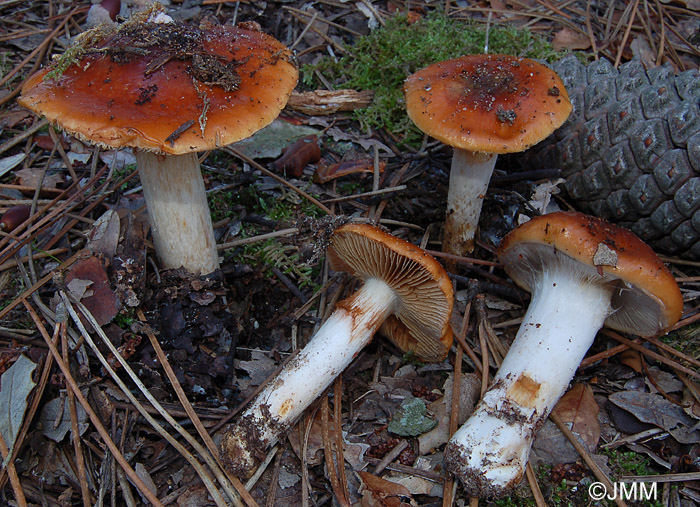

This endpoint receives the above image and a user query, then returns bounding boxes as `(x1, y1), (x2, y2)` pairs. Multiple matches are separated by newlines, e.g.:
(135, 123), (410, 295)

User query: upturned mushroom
(18, 7), (298, 274)
(403, 55), (572, 255)
(220, 223), (454, 477)
(444, 211), (683, 498)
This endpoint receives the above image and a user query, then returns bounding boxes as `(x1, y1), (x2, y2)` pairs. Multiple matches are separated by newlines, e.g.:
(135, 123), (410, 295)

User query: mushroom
(18, 8), (298, 274)
(403, 55), (572, 255)
(444, 211), (683, 498)
(220, 223), (454, 477)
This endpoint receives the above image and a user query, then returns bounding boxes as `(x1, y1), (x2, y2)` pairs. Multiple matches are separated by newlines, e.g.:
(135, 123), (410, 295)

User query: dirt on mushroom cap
(18, 13), (298, 155)
(403, 54), (572, 153)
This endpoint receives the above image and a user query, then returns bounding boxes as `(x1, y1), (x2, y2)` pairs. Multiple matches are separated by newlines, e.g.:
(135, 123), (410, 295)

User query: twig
(224, 147), (333, 214)
(443, 302), (469, 507)
(0, 248), (68, 272)
(425, 249), (500, 267)
(614, 0), (639, 67)
(601, 329), (699, 380)
(290, 11), (318, 51)
(0, 252), (79, 321)
(218, 227), (299, 250)
(23, 299), (166, 507)
(0, 119), (49, 157)
(333, 377), (349, 501)
(61, 321), (92, 507)
(525, 463), (546, 507)
(321, 396), (351, 507)
(321, 185), (407, 204)
(621, 472), (700, 483)
(0, 431), (27, 507)
(61, 295), (237, 507)
(0, 319), (59, 491)
(136, 309), (259, 507)
(373, 440), (408, 475)
(0, 7), (79, 89)
(550, 411), (627, 507)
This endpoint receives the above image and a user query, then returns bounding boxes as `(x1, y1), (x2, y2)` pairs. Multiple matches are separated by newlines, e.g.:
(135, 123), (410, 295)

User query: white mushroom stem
(220, 277), (398, 477)
(136, 151), (219, 275)
(442, 149), (498, 256)
(444, 260), (614, 498)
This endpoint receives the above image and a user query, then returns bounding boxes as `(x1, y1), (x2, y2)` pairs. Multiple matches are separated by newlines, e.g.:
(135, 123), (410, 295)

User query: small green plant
(211, 179), (323, 223)
(114, 308), (136, 329)
(111, 163), (138, 192)
(229, 235), (318, 289)
(302, 11), (564, 143)
(602, 448), (658, 477)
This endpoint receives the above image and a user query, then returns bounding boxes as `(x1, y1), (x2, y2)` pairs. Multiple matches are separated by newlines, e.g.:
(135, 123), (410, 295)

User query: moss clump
(302, 12), (564, 143)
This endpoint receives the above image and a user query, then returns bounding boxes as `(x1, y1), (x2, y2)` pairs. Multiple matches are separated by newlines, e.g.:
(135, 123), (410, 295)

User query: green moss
(602, 448), (659, 477)
(228, 233), (319, 289)
(302, 11), (564, 143)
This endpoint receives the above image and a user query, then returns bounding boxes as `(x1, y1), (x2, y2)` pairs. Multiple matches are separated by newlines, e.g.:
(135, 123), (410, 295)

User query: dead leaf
(87, 210), (120, 261)
(608, 391), (700, 444)
(134, 462), (158, 501)
(552, 27), (591, 50)
(0, 108), (33, 129)
(619, 349), (642, 373)
(645, 366), (684, 394)
(65, 256), (120, 326)
(682, 389), (700, 420)
(357, 471), (414, 507)
(234, 349), (278, 386)
(15, 167), (63, 190)
(326, 127), (395, 157)
(659, 0), (700, 10)
(287, 409), (368, 469)
(552, 384), (601, 452)
(0, 355), (37, 457)
(418, 372), (480, 454)
(271, 135), (321, 178)
(630, 36), (657, 68)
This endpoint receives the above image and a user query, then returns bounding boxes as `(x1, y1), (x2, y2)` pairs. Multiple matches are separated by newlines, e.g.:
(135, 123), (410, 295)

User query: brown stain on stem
(506, 373), (541, 409)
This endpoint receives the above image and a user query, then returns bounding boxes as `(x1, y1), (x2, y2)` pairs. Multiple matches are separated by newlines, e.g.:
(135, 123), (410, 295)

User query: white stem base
(442, 150), (497, 256)
(136, 151), (219, 275)
(445, 267), (613, 497)
(220, 278), (397, 477)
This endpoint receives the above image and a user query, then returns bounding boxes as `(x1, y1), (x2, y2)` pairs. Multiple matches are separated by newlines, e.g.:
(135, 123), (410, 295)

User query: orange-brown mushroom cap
(18, 17), (298, 155)
(327, 223), (454, 361)
(403, 54), (572, 153)
(498, 211), (683, 337)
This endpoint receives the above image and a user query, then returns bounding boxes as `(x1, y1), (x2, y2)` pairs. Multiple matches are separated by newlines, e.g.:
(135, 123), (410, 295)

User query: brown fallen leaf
(64, 256), (120, 327)
(287, 89), (374, 116)
(552, 27), (591, 51)
(270, 135), (321, 178)
(552, 383), (601, 452)
(357, 471), (414, 507)
(619, 349), (643, 373)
